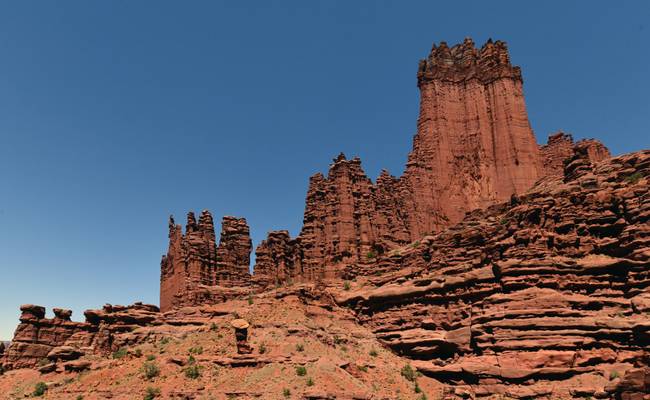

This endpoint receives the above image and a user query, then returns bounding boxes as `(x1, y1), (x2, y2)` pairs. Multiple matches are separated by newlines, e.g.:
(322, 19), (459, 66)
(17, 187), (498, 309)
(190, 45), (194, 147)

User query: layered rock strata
(337, 149), (650, 398)
(2, 303), (160, 370)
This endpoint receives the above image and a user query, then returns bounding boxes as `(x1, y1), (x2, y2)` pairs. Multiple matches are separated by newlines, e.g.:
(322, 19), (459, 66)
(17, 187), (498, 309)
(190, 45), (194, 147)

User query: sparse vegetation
(307, 377), (314, 386)
(248, 295), (254, 305)
(134, 348), (143, 357)
(142, 361), (160, 380)
(411, 241), (420, 248)
(343, 280), (351, 291)
(76, 395), (84, 400)
(296, 343), (304, 352)
(369, 348), (378, 357)
(144, 386), (161, 400)
(146, 354), (156, 361)
(259, 343), (267, 354)
(283, 388), (291, 397)
(188, 346), (203, 355)
(33, 382), (48, 397)
(366, 250), (377, 260)
(610, 370), (619, 380)
(296, 365), (307, 376)
(357, 364), (368, 372)
(159, 337), (171, 345)
(414, 381), (422, 393)
(210, 322), (218, 331)
(112, 347), (128, 359)
(184, 364), (201, 379)
(401, 364), (417, 382)
(625, 172), (643, 184)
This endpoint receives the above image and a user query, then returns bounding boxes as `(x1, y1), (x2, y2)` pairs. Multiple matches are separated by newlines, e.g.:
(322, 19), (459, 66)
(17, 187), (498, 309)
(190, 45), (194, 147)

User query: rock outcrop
(160, 212), (252, 312)
(2, 303), (160, 370)
(337, 149), (649, 398)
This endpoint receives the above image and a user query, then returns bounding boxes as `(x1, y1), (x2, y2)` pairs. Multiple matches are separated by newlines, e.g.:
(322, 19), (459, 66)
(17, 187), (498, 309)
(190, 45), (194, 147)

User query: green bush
(134, 348), (143, 357)
(248, 295), (254, 305)
(357, 364), (368, 372)
(159, 337), (171, 345)
(33, 382), (48, 397)
(343, 281), (351, 291)
(76, 395), (84, 400)
(415, 381), (422, 393)
(112, 347), (128, 359)
(259, 343), (267, 354)
(401, 364), (416, 382)
(142, 361), (160, 380)
(296, 365), (307, 376)
(210, 322), (218, 331)
(143, 386), (160, 400)
(369, 348), (378, 357)
(295, 343), (304, 352)
(146, 354), (156, 361)
(610, 370), (619, 380)
(188, 346), (203, 355)
(184, 364), (201, 379)
(307, 377), (314, 386)
(366, 251), (376, 260)
(625, 172), (643, 184)
(283, 388), (291, 397)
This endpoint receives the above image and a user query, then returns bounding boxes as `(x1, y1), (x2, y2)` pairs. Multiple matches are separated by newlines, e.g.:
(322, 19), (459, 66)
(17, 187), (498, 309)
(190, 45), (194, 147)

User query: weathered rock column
(231, 319), (251, 354)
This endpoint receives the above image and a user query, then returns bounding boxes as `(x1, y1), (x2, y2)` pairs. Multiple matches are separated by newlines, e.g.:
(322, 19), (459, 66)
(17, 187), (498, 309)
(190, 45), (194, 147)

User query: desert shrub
(146, 354), (156, 361)
(401, 364), (416, 382)
(625, 172), (643, 184)
(76, 396), (84, 400)
(142, 361), (160, 380)
(143, 386), (160, 400)
(296, 365), (307, 376)
(415, 381), (422, 393)
(369, 348), (378, 357)
(307, 377), (314, 386)
(33, 382), (48, 397)
(295, 343), (304, 352)
(610, 370), (619, 380)
(357, 364), (368, 372)
(210, 322), (218, 331)
(112, 347), (128, 359)
(259, 343), (267, 354)
(134, 348), (143, 357)
(159, 337), (171, 345)
(184, 364), (201, 379)
(283, 388), (291, 397)
(248, 295), (254, 305)
(188, 346), (203, 355)
(343, 281), (351, 291)
(366, 251), (376, 260)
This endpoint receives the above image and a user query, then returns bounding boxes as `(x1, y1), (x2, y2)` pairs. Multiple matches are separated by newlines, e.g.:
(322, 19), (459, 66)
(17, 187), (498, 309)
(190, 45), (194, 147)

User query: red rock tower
(404, 38), (542, 234)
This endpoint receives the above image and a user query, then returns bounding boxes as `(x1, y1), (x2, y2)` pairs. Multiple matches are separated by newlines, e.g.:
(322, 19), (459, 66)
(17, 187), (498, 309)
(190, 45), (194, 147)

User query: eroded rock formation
(337, 149), (650, 398)
(160, 212), (252, 311)
(2, 303), (160, 370)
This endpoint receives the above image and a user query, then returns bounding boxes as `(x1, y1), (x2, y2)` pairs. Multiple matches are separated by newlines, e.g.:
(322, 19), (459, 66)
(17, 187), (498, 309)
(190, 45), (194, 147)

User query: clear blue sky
(1, 1), (648, 339)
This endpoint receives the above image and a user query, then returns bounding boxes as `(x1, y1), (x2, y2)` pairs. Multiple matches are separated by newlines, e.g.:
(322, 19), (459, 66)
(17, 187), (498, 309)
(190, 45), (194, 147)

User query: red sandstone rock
(1, 303), (160, 370)
(337, 149), (649, 397)
(160, 212), (252, 311)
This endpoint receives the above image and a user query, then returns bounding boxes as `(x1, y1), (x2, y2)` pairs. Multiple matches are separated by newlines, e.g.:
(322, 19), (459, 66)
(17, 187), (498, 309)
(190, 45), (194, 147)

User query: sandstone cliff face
(337, 149), (649, 398)
(160, 212), (252, 312)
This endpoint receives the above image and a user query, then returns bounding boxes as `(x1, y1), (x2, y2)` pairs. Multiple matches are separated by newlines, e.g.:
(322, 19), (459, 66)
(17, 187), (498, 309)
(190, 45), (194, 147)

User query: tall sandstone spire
(406, 38), (542, 232)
